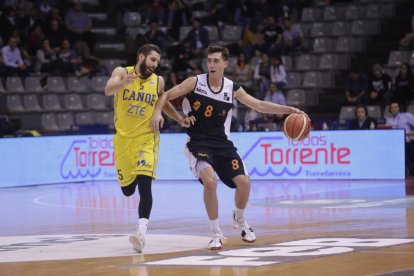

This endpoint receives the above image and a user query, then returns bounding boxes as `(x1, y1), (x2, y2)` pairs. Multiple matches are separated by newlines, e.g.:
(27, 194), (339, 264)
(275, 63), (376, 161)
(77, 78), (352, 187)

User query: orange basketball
(283, 113), (311, 141)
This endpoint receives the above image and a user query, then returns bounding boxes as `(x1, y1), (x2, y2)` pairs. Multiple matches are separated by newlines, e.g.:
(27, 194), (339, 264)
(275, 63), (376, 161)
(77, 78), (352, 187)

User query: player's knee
(121, 187), (135, 197)
(202, 176), (217, 191)
(234, 175), (250, 189)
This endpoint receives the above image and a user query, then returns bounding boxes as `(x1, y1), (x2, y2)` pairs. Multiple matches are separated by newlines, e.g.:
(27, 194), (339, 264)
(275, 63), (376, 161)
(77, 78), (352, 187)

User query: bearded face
(137, 51), (160, 79)
(139, 57), (152, 79)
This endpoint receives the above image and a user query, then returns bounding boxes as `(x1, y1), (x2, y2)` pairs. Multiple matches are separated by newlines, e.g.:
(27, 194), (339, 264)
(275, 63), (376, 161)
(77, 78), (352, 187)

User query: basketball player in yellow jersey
(104, 44), (194, 253)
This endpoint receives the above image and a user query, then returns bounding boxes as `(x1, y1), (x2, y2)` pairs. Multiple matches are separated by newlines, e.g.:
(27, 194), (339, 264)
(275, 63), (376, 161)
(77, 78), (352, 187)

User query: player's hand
(180, 115), (196, 128)
(292, 107), (310, 121)
(151, 112), (164, 132)
(122, 72), (136, 86)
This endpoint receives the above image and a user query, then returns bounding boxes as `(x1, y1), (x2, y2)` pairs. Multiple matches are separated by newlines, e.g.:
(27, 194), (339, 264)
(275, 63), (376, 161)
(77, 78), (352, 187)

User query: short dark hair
(137, 43), (161, 57)
(206, 45), (229, 61)
(355, 105), (368, 116)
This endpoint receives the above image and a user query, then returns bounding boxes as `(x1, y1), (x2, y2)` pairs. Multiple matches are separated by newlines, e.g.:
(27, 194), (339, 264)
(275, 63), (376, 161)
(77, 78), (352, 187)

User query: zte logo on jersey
(197, 153), (209, 158)
(195, 87), (207, 95)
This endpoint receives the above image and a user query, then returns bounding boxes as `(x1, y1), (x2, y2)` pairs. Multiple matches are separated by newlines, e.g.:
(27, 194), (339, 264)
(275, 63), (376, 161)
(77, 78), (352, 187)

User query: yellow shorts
(113, 132), (159, 187)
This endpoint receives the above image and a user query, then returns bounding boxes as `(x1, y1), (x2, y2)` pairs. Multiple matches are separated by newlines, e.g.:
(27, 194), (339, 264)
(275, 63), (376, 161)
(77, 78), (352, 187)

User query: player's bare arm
(156, 76), (195, 129)
(235, 86), (306, 115)
(151, 76), (197, 131)
(104, 67), (136, 96)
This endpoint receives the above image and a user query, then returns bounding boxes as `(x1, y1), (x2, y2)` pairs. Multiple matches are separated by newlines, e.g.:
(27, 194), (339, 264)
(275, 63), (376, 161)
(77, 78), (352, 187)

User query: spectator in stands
(264, 82), (286, 105)
(254, 52), (271, 100)
(349, 105), (377, 130)
(233, 0), (254, 26)
(17, 7), (45, 39)
(261, 15), (284, 56)
(393, 62), (414, 110)
(36, 0), (54, 17)
(270, 55), (287, 91)
(399, 13), (414, 50)
(145, 21), (173, 52)
(367, 63), (392, 108)
(345, 68), (367, 106)
(240, 21), (265, 61)
(26, 24), (45, 56)
(232, 52), (254, 92)
(184, 17), (209, 57)
(385, 101), (414, 175)
(35, 39), (58, 74)
(244, 109), (264, 131)
(264, 82), (286, 126)
(144, 0), (167, 25)
(0, 7), (18, 44)
(171, 39), (200, 74)
(45, 19), (69, 52)
(57, 38), (84, 76)
(64, 1), (96, 55)
(167, 0), (188, 30)
(1, 37), (27, 76)
(165, 71), (183, 108)
(46, 7), (65, 26)
(282, 17), (305, 55)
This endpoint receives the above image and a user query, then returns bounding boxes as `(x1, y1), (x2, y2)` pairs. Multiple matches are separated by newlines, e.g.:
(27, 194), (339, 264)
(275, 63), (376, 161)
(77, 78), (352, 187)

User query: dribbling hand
(180, 116), (196, 128)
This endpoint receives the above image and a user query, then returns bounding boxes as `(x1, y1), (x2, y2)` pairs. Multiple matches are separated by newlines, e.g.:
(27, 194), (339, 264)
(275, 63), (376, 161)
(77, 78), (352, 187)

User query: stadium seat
(22, 94), (42, 112)
(331, 21), (349, 37)
(222, 25), (242, 42)
(0, 80), (5, 93)
(286, 89), (306, 107)
(323, 6), (344, 21)
(302, 71), (322, 88)
(365, 4), (381, 19)
(64, 94), (84, 110)
(25, 76), (43, 92)
(86, 93), (107, 110)
(90, 76), (108, 93)
(407, 104), (414, 115)
(301, 7), (322, 22)
(6, 95), (25, 112)
(179, 26), (192, 41)
(387, 51), (410, 67)
(345, 5), (364, 20)
(123, 12), (141, 27)
(367, 105), (382, 119)
(295, 54), (317, 71)
(56, 112), (75, 130)
(104, 59), (126, 72)
(319, 54), (349, 70)
(42, 94), (62, 111)
(205, 26), (219, 42)
(75, 112), (94, 126)
(6, 77), (25, 93)
(67, 77), (90, 93)
(285, 72), (302, 89)
(95, 111), (114, 125)
(339, 106), (356, 121)
(335, 36), (364, 52)
(41, 113), (60, 132)
(281, 56), (293, 71)
(47, 77), (66, 93)
(310, 22), (330, 37)
(312, 38), (333, 53)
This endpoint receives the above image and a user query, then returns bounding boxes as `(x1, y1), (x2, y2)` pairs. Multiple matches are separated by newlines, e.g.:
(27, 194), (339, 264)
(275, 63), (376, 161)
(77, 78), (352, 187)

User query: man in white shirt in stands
(1, 37), (27, 76)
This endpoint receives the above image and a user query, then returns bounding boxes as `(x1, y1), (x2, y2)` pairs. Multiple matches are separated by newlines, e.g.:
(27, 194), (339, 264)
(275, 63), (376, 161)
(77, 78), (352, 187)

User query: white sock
(210, 219), (221, 233)
(235, 207), (245, 219)
(138, 218), (149, 235)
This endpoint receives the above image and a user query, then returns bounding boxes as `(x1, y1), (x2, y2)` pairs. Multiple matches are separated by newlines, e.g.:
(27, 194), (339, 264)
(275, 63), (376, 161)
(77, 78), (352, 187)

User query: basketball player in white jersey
(151, 45), (308, 250)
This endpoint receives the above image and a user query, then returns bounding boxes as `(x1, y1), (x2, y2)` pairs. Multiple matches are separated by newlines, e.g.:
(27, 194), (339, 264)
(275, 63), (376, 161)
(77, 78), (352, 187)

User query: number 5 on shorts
(117, 170), (124, 180)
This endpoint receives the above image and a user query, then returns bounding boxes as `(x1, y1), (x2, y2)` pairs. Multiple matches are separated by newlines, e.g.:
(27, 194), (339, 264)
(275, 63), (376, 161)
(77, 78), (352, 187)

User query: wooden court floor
(0, 179), (413, 276)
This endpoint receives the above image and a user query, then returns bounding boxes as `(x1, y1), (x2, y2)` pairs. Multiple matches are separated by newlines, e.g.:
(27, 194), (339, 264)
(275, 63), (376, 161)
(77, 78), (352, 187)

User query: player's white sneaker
(208, 229), (225, 250)
(129, 232), (145, 253)
(232, 210), (256, 243)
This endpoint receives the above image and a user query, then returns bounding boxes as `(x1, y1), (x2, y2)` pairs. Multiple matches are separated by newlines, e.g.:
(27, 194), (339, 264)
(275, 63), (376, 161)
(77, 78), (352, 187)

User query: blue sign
(0, 130), (405, 187)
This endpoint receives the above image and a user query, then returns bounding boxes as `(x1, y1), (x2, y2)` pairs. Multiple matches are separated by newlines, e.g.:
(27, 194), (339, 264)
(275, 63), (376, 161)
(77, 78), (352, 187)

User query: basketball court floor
(1, 179), (414, 275)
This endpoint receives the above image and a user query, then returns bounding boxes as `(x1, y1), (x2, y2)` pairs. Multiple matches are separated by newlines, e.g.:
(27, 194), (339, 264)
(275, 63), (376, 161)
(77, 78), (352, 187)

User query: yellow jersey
(114, 66), (159, 137)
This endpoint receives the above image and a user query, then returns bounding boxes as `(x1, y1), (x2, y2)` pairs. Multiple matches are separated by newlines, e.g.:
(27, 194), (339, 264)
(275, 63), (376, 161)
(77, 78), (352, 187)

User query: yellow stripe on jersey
(114, 66), (159, 137)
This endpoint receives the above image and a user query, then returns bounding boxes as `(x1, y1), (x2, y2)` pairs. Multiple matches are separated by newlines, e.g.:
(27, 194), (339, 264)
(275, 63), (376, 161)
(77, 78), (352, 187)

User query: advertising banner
(0, 130), (405, 187)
